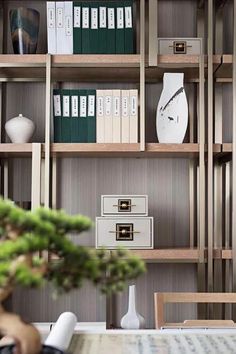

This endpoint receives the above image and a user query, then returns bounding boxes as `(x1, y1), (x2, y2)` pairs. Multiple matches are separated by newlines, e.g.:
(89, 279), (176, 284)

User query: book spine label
(54, 94), (61, 116)
(62, 92), (71, 142)
(71, 92), (79, 142)
(129, 89), (138, 143)
(108, 8), (115, 29)
(88, 95), (95, 117)
(87, 92), (96, 142)
(47, 2), (56, 54)
(99, 7), (106, 28)
(82, 7), (89, 28)
(117, 7), (124, 29)
(71, 95), (79, 117)
(53, 90), (61, 142)
(56, 2), (64, 54)
(91, 8), (98, 29)
(125, 6), (132, 28)
(63, 96), (70, 117)
(64, 1), (73, 54)
(121, 90), (130, 143)
(112, 90), (121, 143)
(80, 95), (87, 117)
(74, 6), (81, 27)
(104, 90), (113, 143)
(99, 6), (107, 53)
(78, 92), (87, 142)
(96, 90), (105, 143)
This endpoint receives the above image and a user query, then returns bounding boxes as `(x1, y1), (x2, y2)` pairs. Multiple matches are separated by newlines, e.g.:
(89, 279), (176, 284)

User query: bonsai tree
(0, 198), (145, 354)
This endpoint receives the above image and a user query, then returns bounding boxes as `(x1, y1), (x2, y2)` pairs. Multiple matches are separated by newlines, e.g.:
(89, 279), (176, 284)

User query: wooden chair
(154, 292), (236, 329)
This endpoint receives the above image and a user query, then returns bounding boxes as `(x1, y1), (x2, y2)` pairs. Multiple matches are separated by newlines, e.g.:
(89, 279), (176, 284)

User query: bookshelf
(0, 0), (235, 328)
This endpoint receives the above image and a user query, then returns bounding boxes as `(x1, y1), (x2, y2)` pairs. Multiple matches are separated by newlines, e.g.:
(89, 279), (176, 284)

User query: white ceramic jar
(5, 113), (35, 143)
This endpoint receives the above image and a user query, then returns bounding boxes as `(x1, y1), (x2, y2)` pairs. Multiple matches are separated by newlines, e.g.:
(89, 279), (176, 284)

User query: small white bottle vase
(156, 73), (188, 143)
(120, 285), (145, 329)
(5, 113), (35, 143)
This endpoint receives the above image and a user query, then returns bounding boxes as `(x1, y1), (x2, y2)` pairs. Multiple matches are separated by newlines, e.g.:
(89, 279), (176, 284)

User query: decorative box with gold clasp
(101, 195), (148, 216)
(96, 217), (154, 249)
(157, 38), (202, 55)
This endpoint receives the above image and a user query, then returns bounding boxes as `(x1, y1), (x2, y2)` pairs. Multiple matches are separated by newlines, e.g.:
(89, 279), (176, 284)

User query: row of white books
(97, 89), (138, 143)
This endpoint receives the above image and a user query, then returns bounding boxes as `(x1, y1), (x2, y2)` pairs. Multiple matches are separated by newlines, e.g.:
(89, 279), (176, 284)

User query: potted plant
(0, 198), (145, 354)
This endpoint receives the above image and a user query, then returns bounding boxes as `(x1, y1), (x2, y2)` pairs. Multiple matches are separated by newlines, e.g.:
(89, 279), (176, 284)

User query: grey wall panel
(12, 282), (106, 323)
(116, 264), (197, 329)
(222, 83), (232, 143)
(58, 157), (190, 248)
(158, 1), (197, 38)
(223, 0), (233, 54)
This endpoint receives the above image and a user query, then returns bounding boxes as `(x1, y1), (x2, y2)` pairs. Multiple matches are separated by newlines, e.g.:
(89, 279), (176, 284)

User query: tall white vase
(156, 73), (188, 143)
(120, 285), (145, 329)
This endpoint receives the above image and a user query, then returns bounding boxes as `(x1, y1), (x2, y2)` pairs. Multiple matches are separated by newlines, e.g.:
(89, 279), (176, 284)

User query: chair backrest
(154, 292), (236, 329)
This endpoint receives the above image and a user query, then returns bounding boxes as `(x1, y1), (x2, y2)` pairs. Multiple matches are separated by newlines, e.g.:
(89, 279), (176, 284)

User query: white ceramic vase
(120, 285), (145, 329)
(156, 73), (188, 143)
(5, 113), (35, 143)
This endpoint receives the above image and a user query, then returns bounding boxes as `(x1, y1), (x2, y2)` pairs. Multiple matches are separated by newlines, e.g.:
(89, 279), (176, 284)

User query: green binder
(78, 89), (88, 142)
(107, 2), (116, 54)
(98, 4), (107, 53)
(87, 89), (96, 142)
(90, 2), (99, 54)
(73, 2), (82, 54)
(115, 2), (125, 54)
(53, 89), (62, 143)
(124, 0), (134, 54)
(81, 3), (90, 53)
(70, 89), (79, 142)
(61, 89), (71, 143)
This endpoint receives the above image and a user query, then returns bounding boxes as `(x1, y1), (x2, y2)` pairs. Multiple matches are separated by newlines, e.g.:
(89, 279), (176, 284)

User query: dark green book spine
(61, 89), (71, 143)
(78, 89), (88, 142)
(73, 2), (82, 54)
(87, 89), (96, 142)
(115, 2), (125, 54)
(124, 0), (134, 54)
(90, 2), (99, 54)
(107, 3), (116, 54)
(98, 4), (107, 53)
(53, 89), (62, 143)
(70, 89), (79, 142)
(81, 3), (90, 53)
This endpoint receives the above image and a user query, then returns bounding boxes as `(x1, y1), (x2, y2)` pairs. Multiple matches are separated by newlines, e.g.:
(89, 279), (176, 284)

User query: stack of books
(47, 1), (135, 54)
(53, 89), (138, 143)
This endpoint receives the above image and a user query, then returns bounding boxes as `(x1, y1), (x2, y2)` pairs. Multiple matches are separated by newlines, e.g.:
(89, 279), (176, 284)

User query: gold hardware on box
(109, 223), (140, 241)
(169, 41), (192, 54)
(112, 199), (136, 212)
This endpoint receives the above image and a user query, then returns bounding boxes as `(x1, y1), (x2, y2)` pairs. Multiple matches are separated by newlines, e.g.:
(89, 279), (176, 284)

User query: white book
(56, 2), (64, 54)
(47, 2), (56, 54)
(129, 90), (138, 143)
(121, 90), (130, 143)
(112, 90), (121, 143)
(64, 1), (73, 54)
(96, 90), (105, 143)
(104, 90), (113, 143)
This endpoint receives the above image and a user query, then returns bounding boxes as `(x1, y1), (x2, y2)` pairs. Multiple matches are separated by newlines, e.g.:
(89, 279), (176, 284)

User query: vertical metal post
(232, 0), (236, 319)
(225, 162), (231, 318)
(52, 157), (57, 209)
(189, 89), (196, 248)
(31, 143), (42, 209)
(44, 54), (51, 208)
(140, 0), (145, 151)
(148, 0), (157, 66)
(207, 0), (214, 305)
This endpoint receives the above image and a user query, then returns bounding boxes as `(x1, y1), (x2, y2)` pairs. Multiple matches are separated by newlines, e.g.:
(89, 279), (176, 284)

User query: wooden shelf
(222, 143), (232, 152)
(0, 143), (33, 157)
(129, 248), (202, 263)
(215, 55), (232, 80)
(50, 143), (222, 158)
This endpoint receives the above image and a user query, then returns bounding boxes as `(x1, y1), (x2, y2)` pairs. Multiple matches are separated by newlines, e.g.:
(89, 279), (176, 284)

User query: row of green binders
(47, 1), (135, 54)
(53, 89), (96, 143)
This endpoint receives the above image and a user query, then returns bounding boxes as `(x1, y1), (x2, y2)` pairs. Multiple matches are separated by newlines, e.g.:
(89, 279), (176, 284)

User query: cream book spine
(121, 90), (130, 143)
(96, 90), (105, 143)
(56, 2), (64, 54)
(129, 89), (138, 143)
(104, 90), (113, 143)
(112, 90), (121, 143)
(64, 1), (73, 54)
(47, 2), (56, 54)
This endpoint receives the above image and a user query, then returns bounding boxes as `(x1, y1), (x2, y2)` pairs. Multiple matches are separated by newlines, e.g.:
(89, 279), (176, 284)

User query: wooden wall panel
(222, 84), (233, 143)
(223, 0), (233, 54)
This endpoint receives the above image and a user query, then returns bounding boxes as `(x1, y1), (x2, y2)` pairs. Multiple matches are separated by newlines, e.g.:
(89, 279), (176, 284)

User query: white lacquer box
(157, 38), (202, 55)
(96, 217), (154, 249)
(101, 195), (148, 216)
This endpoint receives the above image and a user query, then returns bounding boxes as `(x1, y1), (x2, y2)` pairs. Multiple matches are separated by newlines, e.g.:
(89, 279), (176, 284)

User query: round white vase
(120, 285), (145, 329)
(5, 113), (35, 143)
(156, 73), (188, 143)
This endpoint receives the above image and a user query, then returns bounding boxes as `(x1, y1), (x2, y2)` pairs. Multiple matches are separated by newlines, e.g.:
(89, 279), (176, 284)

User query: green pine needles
(0, 198), (146, 302)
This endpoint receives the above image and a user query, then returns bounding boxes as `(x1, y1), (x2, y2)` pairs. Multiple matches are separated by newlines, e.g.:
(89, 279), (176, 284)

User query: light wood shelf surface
(129, 249), (201, 263)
